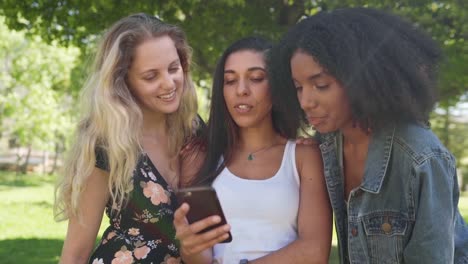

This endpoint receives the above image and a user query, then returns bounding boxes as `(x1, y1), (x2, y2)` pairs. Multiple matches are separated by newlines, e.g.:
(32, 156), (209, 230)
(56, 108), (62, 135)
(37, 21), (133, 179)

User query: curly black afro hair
(269, 7), (442, 130)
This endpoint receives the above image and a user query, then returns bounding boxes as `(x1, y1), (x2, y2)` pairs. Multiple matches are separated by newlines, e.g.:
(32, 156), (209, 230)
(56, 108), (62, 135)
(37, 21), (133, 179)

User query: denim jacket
(318, 123), (468, 264)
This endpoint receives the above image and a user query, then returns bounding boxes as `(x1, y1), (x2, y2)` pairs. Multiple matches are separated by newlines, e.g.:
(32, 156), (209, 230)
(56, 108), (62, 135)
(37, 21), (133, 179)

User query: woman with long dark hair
(174, 36), (332, 264)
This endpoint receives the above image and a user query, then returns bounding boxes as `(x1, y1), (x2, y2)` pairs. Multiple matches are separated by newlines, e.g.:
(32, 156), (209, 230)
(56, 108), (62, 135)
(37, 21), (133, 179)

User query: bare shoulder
(295, 142), (323, 181)
(295, 141), (322, 163)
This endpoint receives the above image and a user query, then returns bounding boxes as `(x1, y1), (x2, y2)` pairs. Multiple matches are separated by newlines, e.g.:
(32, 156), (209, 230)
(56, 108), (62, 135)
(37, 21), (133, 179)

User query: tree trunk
(442, 106), (450, 147)
(15, 146), (21, 175)
(42, 150), (48, 174)
(49, 141), (60, 175)
(20, 144), (32, 174)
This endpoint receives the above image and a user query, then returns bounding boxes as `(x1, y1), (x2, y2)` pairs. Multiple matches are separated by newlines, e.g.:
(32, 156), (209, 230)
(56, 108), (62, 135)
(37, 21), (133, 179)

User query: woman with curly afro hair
(269, 7), (468, 264)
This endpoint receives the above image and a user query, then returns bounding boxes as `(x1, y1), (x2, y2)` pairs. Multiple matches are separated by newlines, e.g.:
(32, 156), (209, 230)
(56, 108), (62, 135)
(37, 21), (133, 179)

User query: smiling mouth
(236, 104), (252, 110)
(158, 90), (176, 100)
(234, 104), (253, 113)
(307, 116), (326, 126)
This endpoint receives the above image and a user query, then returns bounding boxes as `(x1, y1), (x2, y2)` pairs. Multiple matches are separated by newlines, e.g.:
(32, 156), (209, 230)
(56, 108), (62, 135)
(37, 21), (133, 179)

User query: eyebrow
(224, 66), (266, 74)
(169, 59), (181, 66)
(139, 59), (180, 75)
(293, 71), (324, 83)
(307, 71), (324, 81)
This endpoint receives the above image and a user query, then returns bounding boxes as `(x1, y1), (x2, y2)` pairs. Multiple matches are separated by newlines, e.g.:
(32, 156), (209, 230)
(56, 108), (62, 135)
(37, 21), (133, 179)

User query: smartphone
(175, 186), (232, 243)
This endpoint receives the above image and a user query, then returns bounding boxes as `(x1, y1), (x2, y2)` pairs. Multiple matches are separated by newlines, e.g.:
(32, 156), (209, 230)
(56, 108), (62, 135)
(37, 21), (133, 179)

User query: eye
(315, 84), (329, 90)
(293, 81), (302, 92)
(250, 77), (265, 83)
(143, 74), (157, 81)
(169, 66), (180, 73)
(224, 79), (236, 85)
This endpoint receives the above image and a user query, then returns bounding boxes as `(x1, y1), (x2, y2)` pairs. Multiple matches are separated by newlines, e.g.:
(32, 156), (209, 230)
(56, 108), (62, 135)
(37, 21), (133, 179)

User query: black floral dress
(88, 150), (181, 264)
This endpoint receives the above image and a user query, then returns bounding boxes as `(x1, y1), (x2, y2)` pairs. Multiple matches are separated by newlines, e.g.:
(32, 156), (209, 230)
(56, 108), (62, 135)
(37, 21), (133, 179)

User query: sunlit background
(0, 1), (467, 263)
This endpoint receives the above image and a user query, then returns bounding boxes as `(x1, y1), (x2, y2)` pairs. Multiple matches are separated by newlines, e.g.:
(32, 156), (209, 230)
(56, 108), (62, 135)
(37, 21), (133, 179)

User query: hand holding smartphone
(175, 186), (232, 243)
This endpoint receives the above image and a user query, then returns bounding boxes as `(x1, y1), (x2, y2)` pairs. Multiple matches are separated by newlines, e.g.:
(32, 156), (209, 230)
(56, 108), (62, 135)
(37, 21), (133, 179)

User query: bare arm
(249, 143), (332, 264)
(177, 139), (229, 263)
(59, 168), (110, 264)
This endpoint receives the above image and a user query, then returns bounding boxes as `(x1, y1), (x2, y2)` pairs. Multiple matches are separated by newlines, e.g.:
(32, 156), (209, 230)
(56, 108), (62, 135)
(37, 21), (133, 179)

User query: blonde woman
(55, 13), (198, 264)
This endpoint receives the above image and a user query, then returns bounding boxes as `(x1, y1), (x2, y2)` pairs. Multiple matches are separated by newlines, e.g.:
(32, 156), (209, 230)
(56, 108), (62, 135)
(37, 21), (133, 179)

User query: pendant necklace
(247, 142), (278, 161)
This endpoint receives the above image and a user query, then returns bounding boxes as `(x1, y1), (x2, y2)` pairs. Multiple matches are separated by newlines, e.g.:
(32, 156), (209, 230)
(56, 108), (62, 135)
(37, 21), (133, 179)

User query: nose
(236, 78), (250, 96)
(299, 87), (318, 110)
(161, 72), (175, 90)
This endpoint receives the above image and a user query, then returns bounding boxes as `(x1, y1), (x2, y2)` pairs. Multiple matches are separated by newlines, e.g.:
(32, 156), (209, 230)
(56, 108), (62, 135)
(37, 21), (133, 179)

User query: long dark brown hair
(190, 36), (301, 186)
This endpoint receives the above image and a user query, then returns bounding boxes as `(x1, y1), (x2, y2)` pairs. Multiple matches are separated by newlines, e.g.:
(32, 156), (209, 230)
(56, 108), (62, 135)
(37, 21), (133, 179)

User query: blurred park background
(0, 1), (467, 263)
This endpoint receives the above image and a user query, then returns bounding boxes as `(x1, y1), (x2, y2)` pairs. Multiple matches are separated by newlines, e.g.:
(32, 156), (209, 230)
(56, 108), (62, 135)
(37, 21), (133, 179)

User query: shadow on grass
(0, 238), (63, 264)
(31, 200), (53, 208)
(0, 170), (56, 188)
(0, 238), (338, 264)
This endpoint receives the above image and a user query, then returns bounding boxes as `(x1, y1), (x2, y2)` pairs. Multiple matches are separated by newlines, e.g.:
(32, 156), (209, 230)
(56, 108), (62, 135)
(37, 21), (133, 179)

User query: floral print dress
(89, 150), (181, 264)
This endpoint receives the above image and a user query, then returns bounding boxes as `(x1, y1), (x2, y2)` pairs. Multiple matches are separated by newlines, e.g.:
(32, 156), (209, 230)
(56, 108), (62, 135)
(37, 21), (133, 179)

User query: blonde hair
(54, 13), (198, 221)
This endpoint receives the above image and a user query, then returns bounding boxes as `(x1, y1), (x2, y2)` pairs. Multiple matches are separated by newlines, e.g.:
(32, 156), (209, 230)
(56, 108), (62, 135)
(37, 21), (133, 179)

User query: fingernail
(213, 216), (221, 223)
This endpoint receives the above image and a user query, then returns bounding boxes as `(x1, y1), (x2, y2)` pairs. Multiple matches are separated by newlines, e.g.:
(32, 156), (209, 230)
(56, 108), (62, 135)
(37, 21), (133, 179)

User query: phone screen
(176, 186), (232, 243)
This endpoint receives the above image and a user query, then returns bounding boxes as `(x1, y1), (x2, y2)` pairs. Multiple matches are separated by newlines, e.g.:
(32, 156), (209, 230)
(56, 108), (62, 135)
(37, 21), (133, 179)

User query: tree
(431, 105), (468, 190)
(0, 17), (79, 174)
(1, 0), (300, 75)
(1, 1), (467, 174)
(1, 0), (467, 106)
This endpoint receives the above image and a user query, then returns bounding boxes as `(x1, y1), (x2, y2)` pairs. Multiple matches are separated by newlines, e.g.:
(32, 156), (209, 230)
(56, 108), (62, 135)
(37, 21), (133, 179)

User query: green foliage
(431, 106), (468, 165)
(0, 1), (303, 82)
(0, 17), (79, 152)
(401, 1), (468, 106)
(462, 166), (468, 192)
(1, 0), (466, 107)
(0, 1), (466, 162)
(431, 103), (468, 190)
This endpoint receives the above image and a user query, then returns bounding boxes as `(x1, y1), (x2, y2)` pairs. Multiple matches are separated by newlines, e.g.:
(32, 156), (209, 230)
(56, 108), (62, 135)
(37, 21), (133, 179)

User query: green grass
(0, 172), (65, 264)
(0, 171), (107, 264)
(0, 171), (466, 264)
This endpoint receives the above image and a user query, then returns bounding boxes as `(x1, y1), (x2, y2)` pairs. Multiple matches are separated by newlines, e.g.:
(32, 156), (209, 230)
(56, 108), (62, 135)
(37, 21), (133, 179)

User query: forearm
(59, 217), (100, 264)
(249, 238), (329, 264)
(181, 248), (213, 264)
(60, 168), (109, 264)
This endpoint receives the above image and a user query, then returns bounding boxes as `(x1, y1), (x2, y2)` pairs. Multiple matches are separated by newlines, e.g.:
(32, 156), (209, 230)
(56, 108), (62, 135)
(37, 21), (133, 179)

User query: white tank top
(212, 140), (300, 264)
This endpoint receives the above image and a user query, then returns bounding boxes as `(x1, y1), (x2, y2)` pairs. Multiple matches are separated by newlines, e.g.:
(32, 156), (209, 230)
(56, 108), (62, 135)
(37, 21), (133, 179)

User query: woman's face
(127, 35), (184, 116)
(223, 50), (272, 129)
(290, 49), (353, 133)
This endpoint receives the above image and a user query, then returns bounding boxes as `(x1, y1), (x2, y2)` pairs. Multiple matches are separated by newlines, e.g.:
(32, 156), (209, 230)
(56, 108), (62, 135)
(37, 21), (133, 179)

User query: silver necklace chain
(247, 142), (278, 161)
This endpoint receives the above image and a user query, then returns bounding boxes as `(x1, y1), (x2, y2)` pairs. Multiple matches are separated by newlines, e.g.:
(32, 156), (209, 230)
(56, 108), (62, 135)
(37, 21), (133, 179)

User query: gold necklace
(247, 142), (278, 161)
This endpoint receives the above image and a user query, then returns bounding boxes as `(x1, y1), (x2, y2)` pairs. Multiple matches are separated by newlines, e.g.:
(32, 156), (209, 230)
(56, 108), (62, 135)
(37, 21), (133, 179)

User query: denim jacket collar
(360, 125), (395, 193)
(318, 125), (396, 194)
